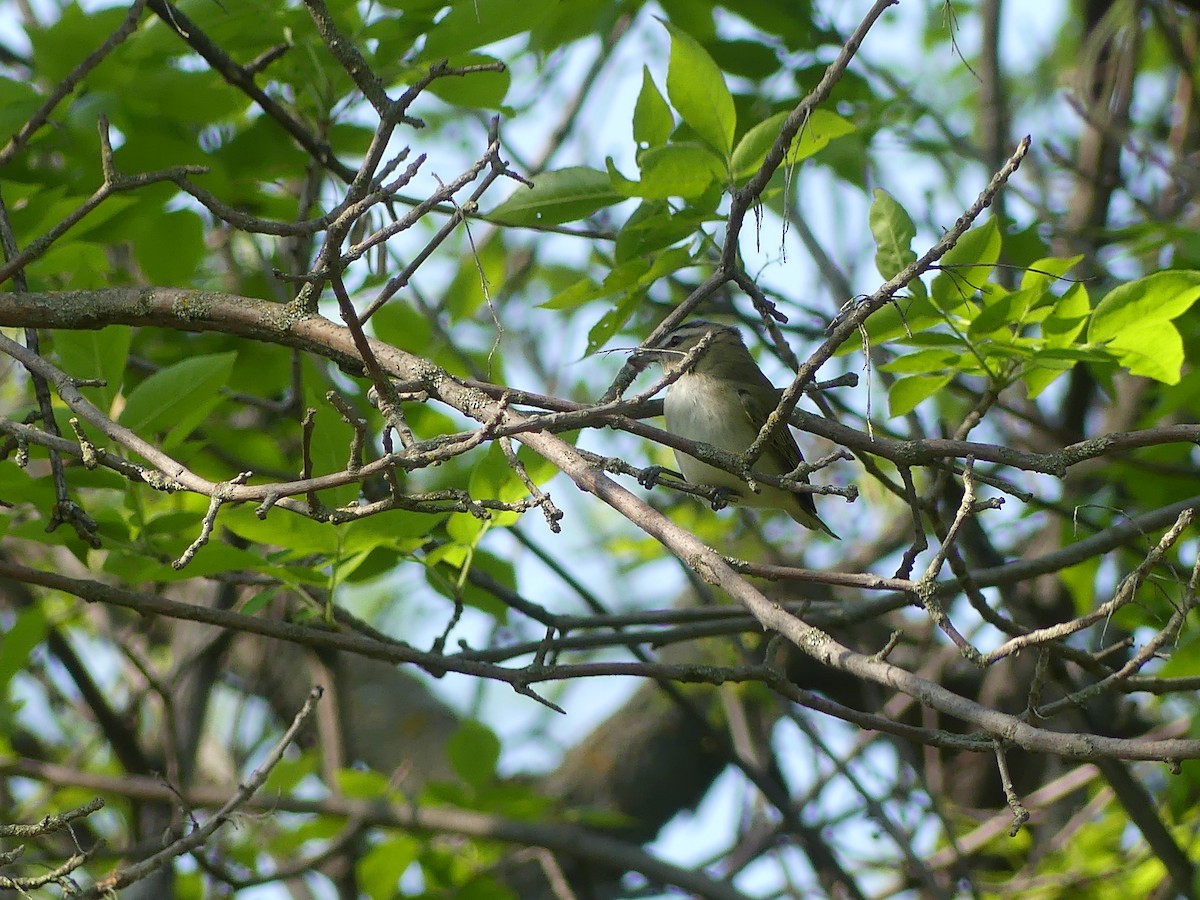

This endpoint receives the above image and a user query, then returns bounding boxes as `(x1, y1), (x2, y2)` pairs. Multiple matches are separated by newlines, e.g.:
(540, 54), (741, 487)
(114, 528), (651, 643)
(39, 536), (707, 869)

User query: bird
(631, 320), (838, 537)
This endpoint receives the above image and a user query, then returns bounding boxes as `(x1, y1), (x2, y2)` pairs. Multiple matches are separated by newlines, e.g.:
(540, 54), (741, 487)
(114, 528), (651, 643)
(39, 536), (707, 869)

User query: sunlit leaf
(663, 20), (735, 157)
(487, 167), (623, 226)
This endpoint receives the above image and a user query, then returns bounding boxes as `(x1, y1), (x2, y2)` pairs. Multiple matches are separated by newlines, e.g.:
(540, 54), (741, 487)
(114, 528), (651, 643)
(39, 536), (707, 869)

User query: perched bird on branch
(632, 320), (838, 538)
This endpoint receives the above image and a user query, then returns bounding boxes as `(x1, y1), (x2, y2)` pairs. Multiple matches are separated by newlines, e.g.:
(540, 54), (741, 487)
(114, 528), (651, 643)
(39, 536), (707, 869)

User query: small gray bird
(632, 320), (837, 537)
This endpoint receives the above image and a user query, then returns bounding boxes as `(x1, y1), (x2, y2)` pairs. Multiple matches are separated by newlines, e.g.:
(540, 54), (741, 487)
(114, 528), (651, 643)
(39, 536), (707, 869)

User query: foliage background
(4, 0), (1200, 898)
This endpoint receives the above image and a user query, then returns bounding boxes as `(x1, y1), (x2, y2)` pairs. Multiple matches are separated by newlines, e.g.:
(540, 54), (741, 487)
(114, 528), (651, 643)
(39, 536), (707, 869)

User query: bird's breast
(663, 374), (757, 451)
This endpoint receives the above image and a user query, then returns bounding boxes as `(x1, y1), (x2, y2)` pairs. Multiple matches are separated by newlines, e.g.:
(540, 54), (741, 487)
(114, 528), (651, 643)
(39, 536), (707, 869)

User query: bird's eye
(667, 335), (683, 347)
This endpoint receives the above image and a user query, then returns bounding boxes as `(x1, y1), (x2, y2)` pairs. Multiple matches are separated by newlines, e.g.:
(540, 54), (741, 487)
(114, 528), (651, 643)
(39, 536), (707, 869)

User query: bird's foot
(638, 465), (680, 490)
(709, 486), (737, 512)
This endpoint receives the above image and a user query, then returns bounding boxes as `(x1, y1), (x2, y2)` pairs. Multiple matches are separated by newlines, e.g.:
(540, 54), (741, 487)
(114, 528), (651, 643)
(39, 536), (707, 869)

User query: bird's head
(630, 320), (749, 376)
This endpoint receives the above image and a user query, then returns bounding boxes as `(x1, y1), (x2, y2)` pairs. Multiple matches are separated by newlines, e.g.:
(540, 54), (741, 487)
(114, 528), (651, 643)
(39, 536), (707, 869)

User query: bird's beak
(628, 346), (658, 371)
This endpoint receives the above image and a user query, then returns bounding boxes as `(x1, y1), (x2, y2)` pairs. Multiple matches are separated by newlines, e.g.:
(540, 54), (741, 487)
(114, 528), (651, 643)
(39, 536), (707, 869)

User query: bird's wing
(734, 385), (807, 476)
(735, 384), (835, 536)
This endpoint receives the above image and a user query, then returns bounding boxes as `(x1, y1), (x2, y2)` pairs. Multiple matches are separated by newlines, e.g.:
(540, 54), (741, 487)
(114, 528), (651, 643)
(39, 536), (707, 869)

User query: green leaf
(968, 287), (1032, 337)
(1020, 346), (1110, 399)
(335, 767), (393, 798)
(1088, 270), (1200, 344)
(358, 835), (420, 900)
(224, 505), (343, 557)
(29, 240), (110, 289)
(446, 510), (489, 546)
(931, 219), (1002, 305)
(1105, 320), (1184, 384)
(1042, 283), (1090, 348)
(587, 288), (645, 355)
(118, 352), (237, 443)
(730, 109), (855, 180)
(1087, 271), (1200, 385)
(135, 210), (205, 284)
(1021, 254), (1084, 296)
(343, 510), (440, 549)
(445, 236), (508, 322)
(540, 275), (606, 310)
(709, 37), (783, 80)
(486, 167), (623, 226)
(1060, 555), (1100, 616)
(839, 294), (948, 351)
(731, 112), (788, 180)
(869, 189), (917, 281)
(1160, 630), (1200, 678)
(447, 720), (501, 790)
(888, 374), (951, 417)
(103, 542), (283, 583)
(878, 348), (962, 375)
(469, 443), (524, 505)
(542, 245), (692, 310)
(0, 606), (48, 697)
(1023, 356), (1076, 399)
(614, 200), (704, 262)
(0, 77), (42, 137)
(425, 54), (511, 109)
(261, 750), (318, 794)
(543, 256), (650, 310)
(633, 66), (674, 147)
(421, 0), (556, 57)
(373, 301), (434, 352)
(52, 326), (131, 416)
(28, 4), (132, 82)
(610, 143), (725, 199)
(663, 21), (736, 157)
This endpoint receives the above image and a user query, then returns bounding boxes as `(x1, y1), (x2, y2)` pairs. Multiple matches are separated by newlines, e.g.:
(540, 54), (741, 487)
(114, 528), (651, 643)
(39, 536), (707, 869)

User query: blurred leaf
(358, 834), (421, 900)
(1021, 254), (1084, 297)
(103, 542), (283, 583)
(447, 720), (501, 790)
(709, 37), (781, 80)
(373, 301), (435, 352)
(0, 77), (42, 136)
(261, 749), (318, 794)
(335, 767), (394, 798)
(543, 246), (692, 310)
(447, 511), (489, 545)
(421, 0), (556, 57)
(135, 209), (205, 284)
(0, 606), (48, 698)
(444, 236), (508, 322)
(424, 54), (511, 109)
(27, 4), (131, 82)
